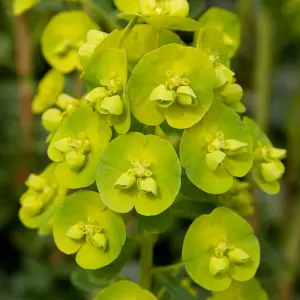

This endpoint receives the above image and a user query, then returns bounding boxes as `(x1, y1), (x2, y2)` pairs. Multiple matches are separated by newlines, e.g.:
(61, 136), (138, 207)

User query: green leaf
(182, 207), (260, 292)
(155, 274), (197, 300)
(180, 102), (253, 194)
(53, 190), (126, 269)
(13, 0), (39, 15)
(48, 106), (112, 189)
(97, 133), (181, 216)
(129, 44), (215, 128)
(197, 7), (241, 57)
(114, 0), (140, 13)
(71, 268), (103, 292)
(210, 278), (268, 300)
(41, 11), (99, 73)
(89, 238), (138, 284)
(95, 280), (157, 299)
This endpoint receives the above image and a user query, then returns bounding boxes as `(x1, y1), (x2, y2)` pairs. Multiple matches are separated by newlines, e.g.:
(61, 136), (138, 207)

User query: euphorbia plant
(16, 0), (286, 298)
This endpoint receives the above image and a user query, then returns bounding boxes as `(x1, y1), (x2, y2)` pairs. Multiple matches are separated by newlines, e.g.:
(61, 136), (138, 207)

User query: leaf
(137, 210), (173, 233)
(155, 274), (197, 300)
(71, 268), (103, 292)
(13, 0), (39, 15)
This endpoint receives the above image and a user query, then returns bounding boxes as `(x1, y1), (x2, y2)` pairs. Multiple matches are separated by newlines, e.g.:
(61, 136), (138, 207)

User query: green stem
(151, 261), (185, 274)
(254, 7), (273, 132)
(119, 16), (138, 48)
(140, 233), (154, 289)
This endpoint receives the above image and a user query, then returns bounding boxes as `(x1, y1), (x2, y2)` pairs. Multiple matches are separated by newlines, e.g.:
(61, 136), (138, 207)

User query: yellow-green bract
(96, 132), (181, 216)
(13, 0), (39, 15)
(128, 44), (215, 129)
(209, 278), (268, 300)
(182, 207), (260, 292)
(180, 102), (253, 194)
(48, 106), (112, 189)
(41, 11), (98, 73)
(197, 7), (241, 58)
(19, 164), (67, 229)
(32, 69), (65, 114)
(83, 48), (131, 134)
(95, 280), (157, 299)
(244, 117), (286, 195)
(53, 190), (126, 269)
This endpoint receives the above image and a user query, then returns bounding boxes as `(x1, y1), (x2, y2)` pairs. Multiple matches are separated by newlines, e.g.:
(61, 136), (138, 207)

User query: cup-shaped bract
(13, 0), (39, 15)
(41, 11), (98, 73)
(19, 164), (67, 229)
(48, 106), (112, 189)
(95, 280), (157, 299)
(53, 190), (126, 269)
(97, 132), (181, 216)
(83, 48), (130, 134)
(209, 278), (268, 300)
(180, 102), (253, 194)
(198, 7), (241, 58)
(182, 207), (260, 292)
(244, 117), (286, 195)
(32, 69), (65, 114)
(129, 44), (215, 129)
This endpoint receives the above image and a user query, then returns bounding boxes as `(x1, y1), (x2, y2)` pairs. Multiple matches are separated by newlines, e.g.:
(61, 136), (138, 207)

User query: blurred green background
(1, 0), (300, 299)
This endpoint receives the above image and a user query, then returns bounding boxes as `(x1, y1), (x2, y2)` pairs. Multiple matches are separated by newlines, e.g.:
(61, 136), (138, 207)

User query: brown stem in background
(12, 14), (34, 185)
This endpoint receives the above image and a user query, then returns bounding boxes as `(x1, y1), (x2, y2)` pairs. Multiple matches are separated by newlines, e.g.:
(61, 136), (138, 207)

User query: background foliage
(0, 0), (300, 299)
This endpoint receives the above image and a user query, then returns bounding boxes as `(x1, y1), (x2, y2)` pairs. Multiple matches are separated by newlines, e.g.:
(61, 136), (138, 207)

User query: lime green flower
(197, 27), (234, 88)
(180, 103), (253, 194)
(182, 207), (260, 292)
(41, 11), (98, 73)
(83, 48), (130, 134)
(218, 180), (254, 216)
(13, 0), (39, 15)
(53, 190), (126, 270)
(78, 29), (109, 69)
(244, 117), (286, 195)
(209, 278), (268, 300)
(97, 132), (181, 216)
(129, 44), (215, 129)
(95, 280), (157, 299)
(116, 0), (201, 32)
(19, 164), (67, 229)
(32, 69), (65, 114)
(198, 8), (241, 58)
(48, 106), (112, 189)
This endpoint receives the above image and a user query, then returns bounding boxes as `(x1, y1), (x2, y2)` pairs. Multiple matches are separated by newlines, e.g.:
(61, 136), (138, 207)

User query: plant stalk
(140, 233), (154, 290)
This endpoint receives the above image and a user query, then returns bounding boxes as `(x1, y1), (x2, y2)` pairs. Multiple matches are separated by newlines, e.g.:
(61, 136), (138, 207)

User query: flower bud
(268, 148), (287, 160)
(78, 43), (96, 68)
(176, 86), (197, 106)
(22, 196), (43, 216)
(206, 150), (226, 171)
(114, 172), (136, 189)
(215, 63), (234, 88)
(39, 186), (56, 204)
(25, 174), (46, 190)
(220, 83), (243, 104)
(87, 29), (108, 46)
(137, 177), (158, 196)
(56, 94), (79, 110)
(66, 223), (85, 240)
(223, 139), (248, 152)
(84, 87), (108, 105)
(260, 161), (284, 182)
(65, 151), (86, 171)
(93, 233), (108, 250)
(169, 0), (189, 17)
(149, 84), (176, 108)
(209, 256), (229, 276)
(228, 248), (250, 264)
(98, 95), (124, 115)
(54, 138), (72, 153)
(42, 108), (63, 132)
